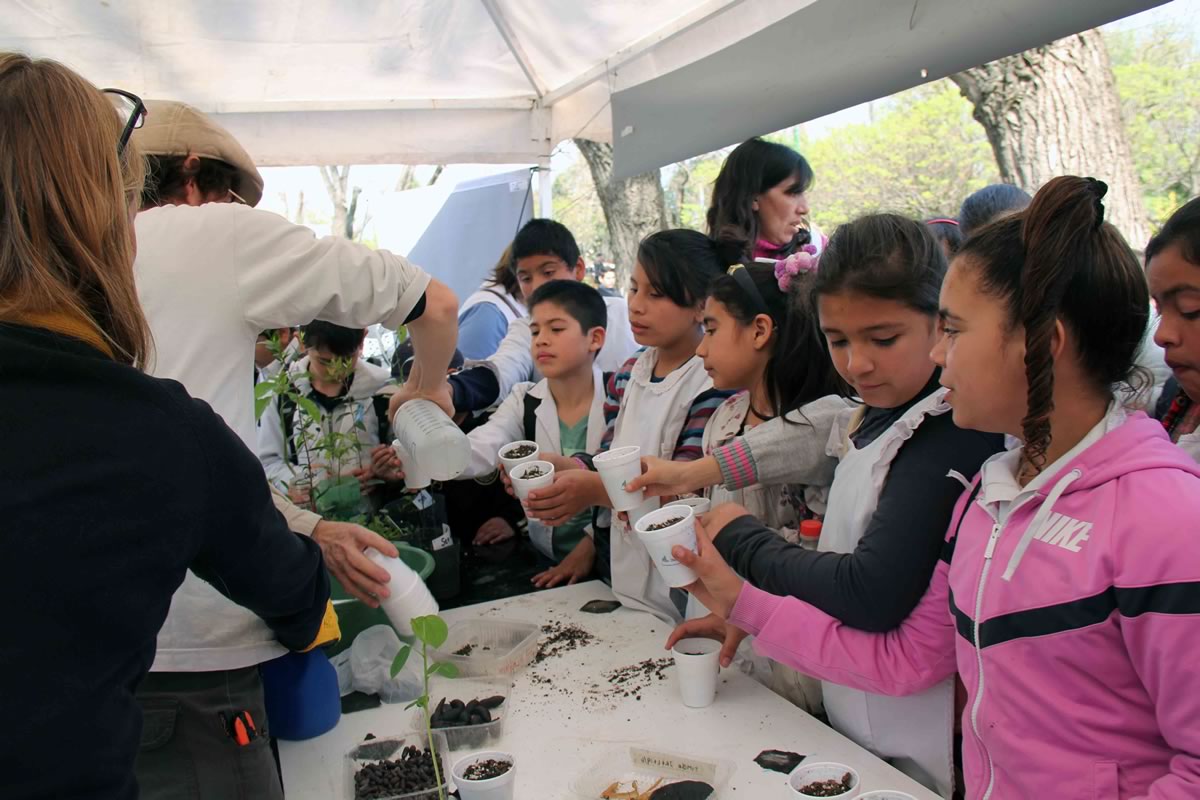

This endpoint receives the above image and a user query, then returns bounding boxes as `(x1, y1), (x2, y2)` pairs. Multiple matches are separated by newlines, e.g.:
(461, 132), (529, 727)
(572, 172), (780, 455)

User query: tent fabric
(2, 0), (1166, 176)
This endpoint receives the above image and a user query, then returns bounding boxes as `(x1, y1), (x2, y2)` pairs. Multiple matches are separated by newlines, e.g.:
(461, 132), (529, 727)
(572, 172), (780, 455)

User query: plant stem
(421, 642), (447, 800)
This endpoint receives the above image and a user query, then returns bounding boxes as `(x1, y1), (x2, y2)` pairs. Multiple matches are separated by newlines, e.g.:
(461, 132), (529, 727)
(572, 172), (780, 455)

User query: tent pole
(537, 156), (553, 219)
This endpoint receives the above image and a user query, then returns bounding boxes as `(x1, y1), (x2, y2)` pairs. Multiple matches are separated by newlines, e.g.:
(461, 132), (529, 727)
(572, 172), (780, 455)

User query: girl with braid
(672, 177), (1200, 799)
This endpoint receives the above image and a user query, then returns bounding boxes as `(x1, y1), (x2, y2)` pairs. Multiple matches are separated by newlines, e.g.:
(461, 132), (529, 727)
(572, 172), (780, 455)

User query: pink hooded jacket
(730, 414), (1200, 799)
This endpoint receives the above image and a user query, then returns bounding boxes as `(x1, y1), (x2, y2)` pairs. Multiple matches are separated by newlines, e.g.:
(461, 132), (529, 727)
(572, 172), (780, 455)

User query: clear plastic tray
(412, 675), (511, 752)
(430, 618), (539, 677)
(343, 729), (450, 800)
(569, 744), (735, 798)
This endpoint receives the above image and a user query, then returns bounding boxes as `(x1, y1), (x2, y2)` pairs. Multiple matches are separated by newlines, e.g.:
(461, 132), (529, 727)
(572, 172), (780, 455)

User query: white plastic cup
(854, 792), (917, 800)
(788, 762), (860, 799)
(634, 505), (698, 588)
(366, 549), (438, 636)
(664, 496), (711, 516)
(509, 460), (555, 501)
(498, 440), (540, 473)
(593, 445), (644, 512)
(452, 751), (516, 800)
(671, 637), (720, 708)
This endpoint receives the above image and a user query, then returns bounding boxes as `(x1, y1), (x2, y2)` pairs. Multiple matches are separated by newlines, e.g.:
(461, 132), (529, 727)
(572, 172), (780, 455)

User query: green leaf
(254, 395), (272, 421)
(295, 395), (322, 422)
(254, 382), (277, 400)
(428, 661), (459, 679)
(389, 645), (412, 678)
(410, 615), (449, 648)
(404, 698), (421, 710)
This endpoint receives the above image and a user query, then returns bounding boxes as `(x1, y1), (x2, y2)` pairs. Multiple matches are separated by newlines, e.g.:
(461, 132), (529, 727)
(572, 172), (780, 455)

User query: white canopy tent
(2, 0), (1167, 181)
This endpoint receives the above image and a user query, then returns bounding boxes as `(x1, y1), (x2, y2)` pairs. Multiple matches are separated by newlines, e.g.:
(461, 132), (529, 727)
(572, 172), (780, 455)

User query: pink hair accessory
(774, 244), (819, 291)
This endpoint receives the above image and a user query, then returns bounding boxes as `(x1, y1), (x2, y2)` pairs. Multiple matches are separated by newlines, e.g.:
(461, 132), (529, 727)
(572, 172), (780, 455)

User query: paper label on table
(431, 524), (453, 552)
(629, 749), (717, 783)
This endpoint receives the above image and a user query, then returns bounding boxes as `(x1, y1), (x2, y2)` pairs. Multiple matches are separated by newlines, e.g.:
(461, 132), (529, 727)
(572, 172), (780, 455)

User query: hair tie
(1085, 178), (1108, 231)
(727, 264), (771, 317)
(926, 218), (959, 226)
(773, 244), (820, 292)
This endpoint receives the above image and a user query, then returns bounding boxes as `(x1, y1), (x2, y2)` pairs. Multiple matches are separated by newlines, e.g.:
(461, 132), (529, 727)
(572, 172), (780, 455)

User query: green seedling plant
(254, 332), (322, 511)
(391, 614), (459, 800)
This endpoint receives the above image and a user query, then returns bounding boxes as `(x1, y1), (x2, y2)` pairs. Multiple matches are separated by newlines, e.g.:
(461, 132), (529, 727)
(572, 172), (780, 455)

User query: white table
(281, 581), (942, 799)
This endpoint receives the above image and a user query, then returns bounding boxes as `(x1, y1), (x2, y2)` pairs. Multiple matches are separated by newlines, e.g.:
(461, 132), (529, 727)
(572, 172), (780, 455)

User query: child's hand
(499, 465), (515, 498)
(369, 444), (405, 482)
(626, 456), (703, 497)
(531, 537), (596, 589)
(671, 517), (745, 620)
(540, 453), (583, 472)
(473, 517), (515, 546)
(665, 612), (748, 669)
(525, 471), (604, 527)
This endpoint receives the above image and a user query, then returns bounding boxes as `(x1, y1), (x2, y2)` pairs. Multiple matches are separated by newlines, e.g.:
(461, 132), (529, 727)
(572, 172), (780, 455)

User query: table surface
(280, 581), (942, 799)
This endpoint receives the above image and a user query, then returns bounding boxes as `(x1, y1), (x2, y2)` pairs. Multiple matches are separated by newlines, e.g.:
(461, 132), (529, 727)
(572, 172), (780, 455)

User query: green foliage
(391, 613), (458, 800)
(1108, 24), (1200, 226)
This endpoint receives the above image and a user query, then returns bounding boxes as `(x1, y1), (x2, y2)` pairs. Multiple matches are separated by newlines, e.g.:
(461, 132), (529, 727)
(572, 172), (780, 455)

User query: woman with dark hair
(925, 217), (964, 259)
(457, 242), (527, 360)
(0, 54), (336, 799)
(679, 177), (1200, 799)
(957, 183), (1032, 237)
(707, 137), (820, 262)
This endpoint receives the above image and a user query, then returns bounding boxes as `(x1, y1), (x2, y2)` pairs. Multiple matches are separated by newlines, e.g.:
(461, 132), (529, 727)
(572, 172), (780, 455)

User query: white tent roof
(3, 0), (1166, 175)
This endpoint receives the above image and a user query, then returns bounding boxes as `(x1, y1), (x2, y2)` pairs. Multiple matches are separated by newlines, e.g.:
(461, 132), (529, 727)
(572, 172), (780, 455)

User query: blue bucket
(260, 650), (341, 741)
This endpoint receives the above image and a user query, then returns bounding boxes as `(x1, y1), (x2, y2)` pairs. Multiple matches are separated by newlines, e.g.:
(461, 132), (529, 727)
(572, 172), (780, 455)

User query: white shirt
(135, 202), (431, 672)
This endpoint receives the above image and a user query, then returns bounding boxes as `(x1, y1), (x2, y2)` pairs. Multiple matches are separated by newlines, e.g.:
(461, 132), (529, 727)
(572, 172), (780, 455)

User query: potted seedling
(367, 614), (460, 800)
(255, 332), (322, 512)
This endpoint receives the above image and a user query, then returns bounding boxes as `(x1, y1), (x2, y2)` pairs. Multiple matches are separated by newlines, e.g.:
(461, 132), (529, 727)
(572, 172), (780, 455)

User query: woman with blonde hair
(0, 54), (336, 800)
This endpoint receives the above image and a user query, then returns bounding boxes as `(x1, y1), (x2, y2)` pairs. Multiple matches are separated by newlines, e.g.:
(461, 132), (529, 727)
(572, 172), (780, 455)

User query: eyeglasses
(102, 88), (146, 155)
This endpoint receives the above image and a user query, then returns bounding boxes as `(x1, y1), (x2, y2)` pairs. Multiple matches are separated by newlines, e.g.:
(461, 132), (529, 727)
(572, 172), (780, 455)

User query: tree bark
(319, 165), (351, 239)
(574, 139), (668, 288)
(951, 29), (1150, 247)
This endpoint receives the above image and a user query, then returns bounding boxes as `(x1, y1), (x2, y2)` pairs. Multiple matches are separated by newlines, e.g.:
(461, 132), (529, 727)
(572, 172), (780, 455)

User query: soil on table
(534, 620), (597, 664)
(353, 744), (440, 800)
(796, 773), (854, 797)
(504, 444), (537, 459)
(462, 758), (513, 781)
(645, 517), (684, 531)
(600, 657), (675, 700)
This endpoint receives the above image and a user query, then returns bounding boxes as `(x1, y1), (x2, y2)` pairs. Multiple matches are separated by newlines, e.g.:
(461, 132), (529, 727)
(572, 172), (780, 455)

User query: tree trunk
(319, 165), (352, 239)
(574, 139), (668, 288)
(951, 29), (1150, 247)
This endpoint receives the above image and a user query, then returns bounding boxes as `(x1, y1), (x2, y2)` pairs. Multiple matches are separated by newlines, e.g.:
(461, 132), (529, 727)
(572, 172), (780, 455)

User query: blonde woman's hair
(0, 53), (151, 366)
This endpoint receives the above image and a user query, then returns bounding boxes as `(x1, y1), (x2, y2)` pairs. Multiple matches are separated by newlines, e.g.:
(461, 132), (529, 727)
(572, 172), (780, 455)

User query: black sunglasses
(102, 88), (146, 155)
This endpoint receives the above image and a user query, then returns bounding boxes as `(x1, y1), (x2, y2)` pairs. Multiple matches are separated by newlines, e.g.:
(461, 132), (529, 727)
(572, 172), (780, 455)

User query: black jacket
(0, 323), (330, 800)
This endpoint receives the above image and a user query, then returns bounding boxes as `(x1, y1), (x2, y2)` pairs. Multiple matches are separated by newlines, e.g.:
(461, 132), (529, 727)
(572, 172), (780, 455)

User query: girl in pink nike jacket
(676, 177), (1200, 800)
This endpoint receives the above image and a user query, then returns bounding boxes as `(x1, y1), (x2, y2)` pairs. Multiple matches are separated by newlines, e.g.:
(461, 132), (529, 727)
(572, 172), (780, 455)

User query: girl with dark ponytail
(672, 176), (1200, 800)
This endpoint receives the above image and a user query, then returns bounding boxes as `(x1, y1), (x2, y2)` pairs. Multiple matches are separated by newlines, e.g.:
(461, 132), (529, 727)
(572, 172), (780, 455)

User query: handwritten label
(629, 749), (717, 783)
(412, 490), (434, 511)
(431, 524), (453, 552)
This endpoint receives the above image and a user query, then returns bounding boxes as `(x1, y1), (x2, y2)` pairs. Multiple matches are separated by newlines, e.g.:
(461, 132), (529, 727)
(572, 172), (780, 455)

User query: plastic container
(854, 792), (918, 800)
(789, 762), (860, 799)
(498, 440), (540, 473)
(593, 445), (644, 511)
(367, 548), (439, 637)
(452, 751), (515, 800)
(799, 519), (823, 550)
(260, 649), (341, 741)
(343, 730), (450, 800)
(634, 505), (699, 587)
(664, 496), (711, 516)
(391, 398), (470, 489)
(509, 460), (555, 501)
(415, 676), (512, 751)
(430, 618), (540, 677)
(569, 745), (734, 799)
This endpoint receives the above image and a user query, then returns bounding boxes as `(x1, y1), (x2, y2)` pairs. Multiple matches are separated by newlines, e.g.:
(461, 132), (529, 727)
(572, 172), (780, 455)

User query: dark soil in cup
(353, 744), (440, 799)
(797, 773), (854, 796)
(461, 758), (513, 781)
(534, 620), (596, 663)
(645, 517), (684, 531)
(520, 466), (547, 478)
(504, 444), (537, 459)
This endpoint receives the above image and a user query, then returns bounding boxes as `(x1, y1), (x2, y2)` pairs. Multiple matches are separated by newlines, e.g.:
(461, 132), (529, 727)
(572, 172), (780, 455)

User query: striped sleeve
(713, 437), (758, 490)
(673, 388), (735, 462)
(599, 355), (638, 452)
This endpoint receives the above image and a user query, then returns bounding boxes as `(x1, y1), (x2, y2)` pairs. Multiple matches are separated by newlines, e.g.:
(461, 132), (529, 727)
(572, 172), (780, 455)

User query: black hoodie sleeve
(714, 414), (1003, 632)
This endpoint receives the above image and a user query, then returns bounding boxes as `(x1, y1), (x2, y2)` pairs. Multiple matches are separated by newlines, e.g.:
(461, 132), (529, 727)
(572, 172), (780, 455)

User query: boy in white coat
(387, 281), (608, 588)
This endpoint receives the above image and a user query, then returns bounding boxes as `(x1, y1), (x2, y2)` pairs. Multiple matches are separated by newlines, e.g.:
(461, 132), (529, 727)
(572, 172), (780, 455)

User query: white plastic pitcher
(390, 399), (470, 489)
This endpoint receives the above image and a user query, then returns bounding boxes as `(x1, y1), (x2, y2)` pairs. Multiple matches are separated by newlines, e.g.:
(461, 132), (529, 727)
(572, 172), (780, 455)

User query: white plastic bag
(331, 625), (422, 703)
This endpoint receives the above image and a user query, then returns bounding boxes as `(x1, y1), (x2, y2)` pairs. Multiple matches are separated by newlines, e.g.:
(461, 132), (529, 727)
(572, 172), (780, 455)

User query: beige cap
(133, 100), (264, 207)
